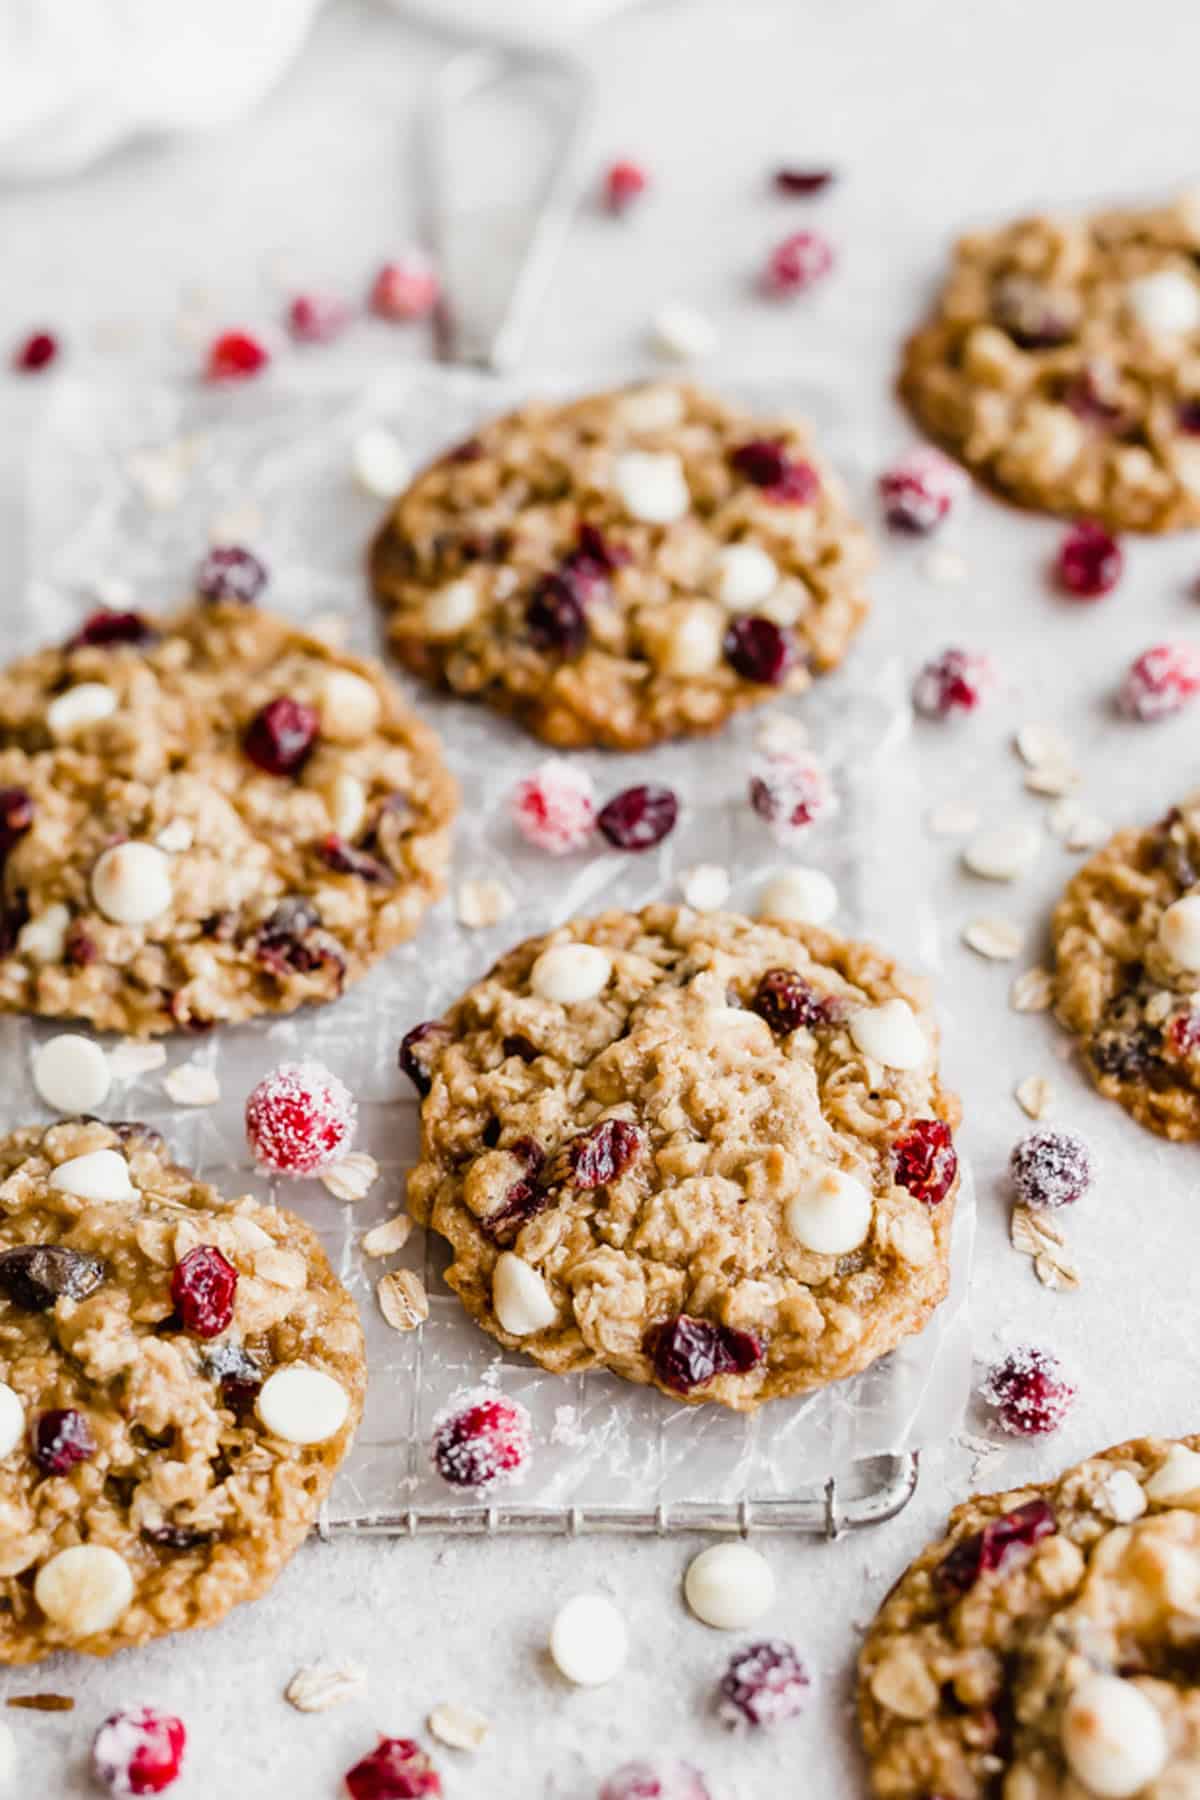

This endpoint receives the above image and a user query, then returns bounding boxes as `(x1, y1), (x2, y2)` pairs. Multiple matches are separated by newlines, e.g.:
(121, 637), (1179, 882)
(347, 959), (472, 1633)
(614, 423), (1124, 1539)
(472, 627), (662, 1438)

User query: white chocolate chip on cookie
(1061, 1673), (1167, 1798)
(318, 668), (381, 743)
(1126, 269), (1200, 338)
(90, 842), (173, 926)
(422, 579), (478, 639)
(256, 1366), (350, 1444)
(661, 604), (724, 676)
(0, 1383), (24, 1459)
(493, 1252), (557, 1336)
(1145, 1442), (1200, 1503)
(49, 1147), (136, 1203)
(16, 903), (70, 964)
(1158, 895), (1200, 971)
(325, 772), (368, 840)
(34, 1544), (134, 1638)
(33, 1035), (111, 1115)
(1095, 1468), (1148, 1524)
(47, 682), (117, 740)
(785, 1167), (873, 1255)
(849, 999), (929, 1070)
(530, 944), (612, 1005)
(613, 450), (690, 524)
(711, 543), (779, 608)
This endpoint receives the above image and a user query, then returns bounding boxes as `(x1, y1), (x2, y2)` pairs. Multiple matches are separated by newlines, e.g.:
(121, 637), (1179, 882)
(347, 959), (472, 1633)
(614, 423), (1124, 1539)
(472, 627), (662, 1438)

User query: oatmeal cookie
(0, 599), (456, 1035)
(859, 1432), (1200, 1798)
(369, 383), (872, 749)
(902, 190), (1200, 530)
(0, 1119), (365, 1663)
(1051, 796), (1200, 1139)
(404, 905), (960, 1410)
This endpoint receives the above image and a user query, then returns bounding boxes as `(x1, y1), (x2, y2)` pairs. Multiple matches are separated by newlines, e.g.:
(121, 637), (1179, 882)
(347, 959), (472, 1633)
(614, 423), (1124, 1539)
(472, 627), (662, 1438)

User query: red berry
(526, 575), (588, 655)
(13, 330), (58, 372)
(1119, 643), (1200, 720)
(205, 330), (270, 382)
(243, 696), (319, 775)
(717, 1640), (810, 1729)
(724, 616), (796, 686)
(196, 544), (268, 605)
(772, 168), (834, 196)
(912, 647), (995, 719)
(762, 231), (834, 296)
(729, 439), (820, 505)
(370, 256), (439, 322)
(398, 1021), (452, 1097)
(171, 1246), (238, 1339)
(344, 1738), (442, 1799)
(480, 1135), (548, 1243)
(1057, 520), (1122, 598)
(748, 747), (836, 843)
(318, 835), (393, 883)
(751, 968), (829, 1034)
(92, 1708), (187, 1795)
(431, 1390), (532, 1490)
(569, 1119), (644, 1187)
(598, 785), (678, 851)
(879, 447), (968, 533)
(981, 1346), (1077, 1438)
(603, 160), (648, 215)
(286, 292), (351, 344)
(31, 1407), (96, 1475)
(935, 1499), (1057, 1595)
(1178, 400), (1200, 434)
(67, 610), (154, 649)
(1009, 1128), (1094, 1209)
(600, 1762), (712, 1800)
(645, 1315), (763, 1395)
(892, 1119), (958, 1207)
(245, 1059), (357, 1175)
(511, 760), (597, 854)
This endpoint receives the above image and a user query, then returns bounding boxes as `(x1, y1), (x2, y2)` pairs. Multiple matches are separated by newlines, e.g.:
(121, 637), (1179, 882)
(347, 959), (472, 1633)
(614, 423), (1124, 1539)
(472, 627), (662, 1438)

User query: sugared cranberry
(483, 1136), (548, 1243)
(511, 760), (597, 854)
(773, 168), (834, 196)
(0, 787), (34, 857)
(1057, 520), (1123, 599)
(67, 610), (154, 649)
(600, 1761), (712, 1800)
(370, 256), (440, 322)
(982, 1346), (1077, 1438)
(344, 1737), (442, 1799)
(31, 1408), (96, 1475)
(205, 331), (270, 381)
(724, 616), (796, 686)
(171, 1246), (238, 1339)
(286, 292), (352, 344)
(748, 747), (836, 843)
(1118, 644), (1200, 721)
(0, 1244), (105, 1310)
(603, 160), (649, 215)
(729, 439), (819, 505)
(569, 1119), (644, 1187)
(1010, 1128), (1094, 1209)
(196, 544), (268, 605)
(526, 575), (588, 656)
(717, 1640), (810, 1729)
(752, 968), (828, 1034)
(598, 785), (679, 851)
(879, 447), (968, 533)
(912, 647), (995, 719)
(763, 231), (834, 296)
(934, 1498), (1057, 1595)
(243, 697), (318, 775)
(645, 1315), (764, 1395)
(399, 1021), (451, 1097)
(318, 836), (393, 883)
(92, 1707), (187, 1795)
(13, 330), (58, 373)
(431, 1390), (532, 1490)
(892, 1120), (958, 1207)
(245, 1060), (357, 1176)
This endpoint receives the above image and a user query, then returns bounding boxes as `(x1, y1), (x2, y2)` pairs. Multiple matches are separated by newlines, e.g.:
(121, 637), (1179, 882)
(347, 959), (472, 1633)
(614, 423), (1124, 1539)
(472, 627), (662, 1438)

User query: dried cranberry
(13, 330), (58, 373)
(67, 610), (154, 649)
(482, 1137), (548, 1244)
(572, 522), (629, 575)
(1057, 520), (1122, 599)
(569, 1119), (644, 1187)
(992, 276), (1077, 349)
(1178, 400), (1200, 434)
(1062, 368), (1127, 428)
(1169, 1010), (1200, 1058)
(645, 1315), (764, 1394)
(603, 160), (648, 215)
(892, 1120), (958, 1207)
(31, 1408), (96, 1475)
(92, 1707), (186, 1795)
(773, 168), (834, 195)
(1009, 1129), (1094, 1209)
(935, 1499), (1057, 1595)
(597, 785), (678, 851)
(344, 1738), (442, 1800)
(724, 616), (796, 686)
(196, 544), (268, 605)
(205, 330), (269, 381)
(982, 1346), (1076, 1438)
(142, 1523), (217, 1551)
(243, 697), (318, 775)
(0, 1244), (105, 1310)
(751, 968), (828, 1034)
(767, 460), (820, 505)
(729, 439), (819, 505)
(255, 897), (340, 980)
(502, 1033), (539, 1064)
(0, 788), (33, 858)
(431, 1391), (532, 1489)
(717, 1640), (810, 1729)
(526, 575), (587, 656)
(64, 922), (98, 966)
(318, 835), (392, 883)
(399, 1021), (452, 1097)
(171, 1246), (238, 1339)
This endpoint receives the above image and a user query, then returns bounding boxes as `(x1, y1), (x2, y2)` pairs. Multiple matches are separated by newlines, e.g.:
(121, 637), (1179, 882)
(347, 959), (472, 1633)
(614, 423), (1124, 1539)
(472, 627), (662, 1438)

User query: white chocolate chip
(256, 1366), (350, 1445)
(318, 668), (381, 743)
(493, 1252), (557, 1336)
(760, 867), (838, 925)
(549, 1594), (628, 1686)
(351, 424), (412, 498)
(32, 1035), (110, 1115)
(530, 943), (612, 1005)
(649, 301), (719, 362)
(684, 1542), (776, 1630)
(34, 1544), (134, 1638)
(1061, 1674), (1168, 1798)
(613, 450), (690, 524)
(1096, 1468), (1148, 1524)
(48, 1147), (136, 1203)
(155, 818), (194, 854)
(710, 543), (779, 608)
(46, 682), (117, 740)
(1145, 1442), (1200, 1503)
(16, 903), (70, 964)
(423, 579), (478, 638)
(618, 385), (685, 432)
(963, 822), (1040, 882)
(162, 1062), (220, 1107)
(90, 842), (173, 926)
(785, 1167), (873, 1255)
(849, 999), (928, 1070)
(1159, 896), (1200, 972)
(681, 863), (731, 912)
(456, 876), (515, 930)
(1127, 269), (1200, 337)
(326, 772), (368, 840)
(0, 1383), (25, 1458)
(661, 603), (723, 675)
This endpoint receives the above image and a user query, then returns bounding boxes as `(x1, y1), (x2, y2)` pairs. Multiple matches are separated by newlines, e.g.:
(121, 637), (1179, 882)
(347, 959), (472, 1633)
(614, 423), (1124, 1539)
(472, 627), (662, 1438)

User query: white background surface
(3, 1), (1200, 1795)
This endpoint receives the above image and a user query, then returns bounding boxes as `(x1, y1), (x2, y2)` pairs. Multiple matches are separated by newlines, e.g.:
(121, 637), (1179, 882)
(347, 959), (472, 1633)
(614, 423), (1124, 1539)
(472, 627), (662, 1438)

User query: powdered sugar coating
(1118, 644), (1200, 721)
(1009, 1128), (1095, 1209)
(717, 1639), (811, 1729)
(981, 1345), (1077, 1437)
(510, 760), (598, 854)
(245, 1060), (357, 1175)
(748, 745), (838, 845)
(430, 1387), (532, 1491)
